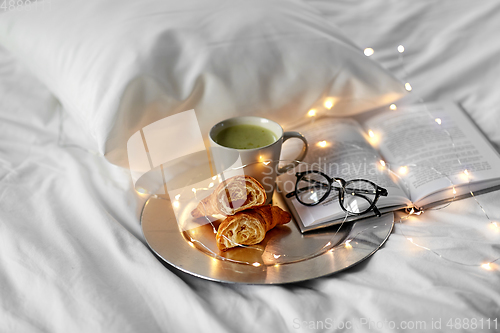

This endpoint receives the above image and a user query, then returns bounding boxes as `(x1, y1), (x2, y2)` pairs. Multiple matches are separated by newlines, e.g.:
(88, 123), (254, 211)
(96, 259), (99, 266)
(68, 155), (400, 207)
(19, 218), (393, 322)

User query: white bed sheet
(1, 1), (500, 332)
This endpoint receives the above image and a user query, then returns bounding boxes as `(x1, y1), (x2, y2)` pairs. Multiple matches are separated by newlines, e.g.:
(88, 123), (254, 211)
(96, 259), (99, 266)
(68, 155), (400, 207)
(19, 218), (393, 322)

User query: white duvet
(1, 1), (500, 332)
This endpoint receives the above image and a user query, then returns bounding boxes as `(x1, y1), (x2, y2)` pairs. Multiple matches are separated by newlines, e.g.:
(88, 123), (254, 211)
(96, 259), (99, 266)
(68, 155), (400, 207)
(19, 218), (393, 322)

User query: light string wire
(139, 46), (499, 270)
(362, 45), (500, 269)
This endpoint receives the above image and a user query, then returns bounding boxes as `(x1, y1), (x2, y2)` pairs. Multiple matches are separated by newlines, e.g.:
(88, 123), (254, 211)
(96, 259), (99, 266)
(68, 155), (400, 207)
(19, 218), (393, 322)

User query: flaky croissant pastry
(216, 205), (291, 251)
(191, 175), (266, 218)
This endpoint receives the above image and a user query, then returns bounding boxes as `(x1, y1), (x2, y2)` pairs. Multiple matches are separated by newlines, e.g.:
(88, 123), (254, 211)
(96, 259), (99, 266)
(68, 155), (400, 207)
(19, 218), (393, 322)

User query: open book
(277, 101), (500, 232)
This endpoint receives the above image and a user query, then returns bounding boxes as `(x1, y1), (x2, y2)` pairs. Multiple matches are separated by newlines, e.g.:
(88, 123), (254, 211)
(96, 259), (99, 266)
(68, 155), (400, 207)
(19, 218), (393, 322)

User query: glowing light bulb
(398, 45), (405, 53)
(481, 263), (492, 270)
(390, 104), (397, 110)
(208, 182), (214, 188)
(492, 222), (498, 228)
(407, 238), (413, 243)
(368, 130), (375, 138)
(192, 188), (197, 193)
(173, 201), (180, 208)
(345, 239), (352, 249)
(307, 109), (317, 117)
(405, 83), (412, 91)
(174, 194), (181, 200)
(399, 166), (408, 175)
(252, 262), (261, 267)
(317, 140), (328, 148)
(435, 118), (442, 125)
(137, 187), (146, 194)
(212, 176), (217, 180)
(464, 169), (469, 176)
(364, 48), (374, 56)
(324, 99), (334, 109)
(380, 160), (386, 167)
(452, 187), (457, 194)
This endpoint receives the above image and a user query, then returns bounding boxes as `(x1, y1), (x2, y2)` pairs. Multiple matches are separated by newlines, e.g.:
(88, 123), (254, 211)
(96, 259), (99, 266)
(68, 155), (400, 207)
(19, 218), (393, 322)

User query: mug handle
(277, 131), (308, 175)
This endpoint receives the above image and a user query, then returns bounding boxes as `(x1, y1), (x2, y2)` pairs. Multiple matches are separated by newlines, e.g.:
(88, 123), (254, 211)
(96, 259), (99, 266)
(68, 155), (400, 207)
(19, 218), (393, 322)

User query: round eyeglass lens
(342, 180), (377, 214)
(295, 172), (330, 205)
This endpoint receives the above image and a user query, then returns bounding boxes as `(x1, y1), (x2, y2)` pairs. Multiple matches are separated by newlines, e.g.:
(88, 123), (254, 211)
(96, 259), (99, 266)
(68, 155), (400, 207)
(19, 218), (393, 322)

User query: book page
(363, 102), (500, 205)
(278, 117), (410, 228)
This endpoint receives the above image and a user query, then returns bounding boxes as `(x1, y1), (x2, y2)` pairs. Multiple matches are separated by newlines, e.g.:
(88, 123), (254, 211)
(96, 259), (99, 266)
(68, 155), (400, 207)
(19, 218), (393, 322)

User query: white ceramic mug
(209, 116), (308, 204)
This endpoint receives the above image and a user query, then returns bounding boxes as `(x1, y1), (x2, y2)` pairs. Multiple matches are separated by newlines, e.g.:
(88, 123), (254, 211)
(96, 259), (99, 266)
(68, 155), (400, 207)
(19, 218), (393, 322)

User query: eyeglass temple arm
(343, 186), (388, 196)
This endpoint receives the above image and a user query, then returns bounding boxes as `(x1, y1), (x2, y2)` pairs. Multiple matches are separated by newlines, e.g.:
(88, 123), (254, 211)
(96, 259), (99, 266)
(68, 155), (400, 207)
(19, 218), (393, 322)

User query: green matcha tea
(214, 124), (277, 149)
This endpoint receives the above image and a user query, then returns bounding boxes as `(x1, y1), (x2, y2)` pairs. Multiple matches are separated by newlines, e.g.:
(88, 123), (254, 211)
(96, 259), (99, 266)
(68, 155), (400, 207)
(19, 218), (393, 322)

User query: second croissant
(191, 175), (266, 218)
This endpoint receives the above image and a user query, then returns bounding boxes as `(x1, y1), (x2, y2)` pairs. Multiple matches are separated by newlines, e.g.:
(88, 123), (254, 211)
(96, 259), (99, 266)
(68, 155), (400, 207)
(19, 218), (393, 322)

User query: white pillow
(0, 0), (406, 167)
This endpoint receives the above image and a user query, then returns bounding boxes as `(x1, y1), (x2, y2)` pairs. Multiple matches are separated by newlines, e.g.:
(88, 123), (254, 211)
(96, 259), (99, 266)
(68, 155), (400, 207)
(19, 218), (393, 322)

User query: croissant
(216, 205), (291, 251)
(191, 175), (266, 218)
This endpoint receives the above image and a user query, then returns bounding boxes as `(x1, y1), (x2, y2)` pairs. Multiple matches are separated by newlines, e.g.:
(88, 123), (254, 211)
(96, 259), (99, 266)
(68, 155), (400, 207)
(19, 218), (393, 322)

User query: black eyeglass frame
(285, 170), (388, 217)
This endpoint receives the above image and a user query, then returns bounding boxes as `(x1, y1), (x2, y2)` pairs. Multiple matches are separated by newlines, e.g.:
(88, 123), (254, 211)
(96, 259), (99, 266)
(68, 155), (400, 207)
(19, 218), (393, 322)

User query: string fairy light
(324, 98), (335, 110)
(392, 43), (500, 270)
(290, 44), (500, 270)
(481, 263), (492, 270)
(364, 47), (375, 56)
(399, 208), (500, 269)
(156, 42), (500, 271)
(317, 140), (328, 148)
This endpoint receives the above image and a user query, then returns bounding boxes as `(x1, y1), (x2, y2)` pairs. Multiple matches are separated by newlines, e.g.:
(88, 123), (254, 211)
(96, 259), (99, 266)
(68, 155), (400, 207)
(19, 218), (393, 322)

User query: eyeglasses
(285, 170), (388, 216)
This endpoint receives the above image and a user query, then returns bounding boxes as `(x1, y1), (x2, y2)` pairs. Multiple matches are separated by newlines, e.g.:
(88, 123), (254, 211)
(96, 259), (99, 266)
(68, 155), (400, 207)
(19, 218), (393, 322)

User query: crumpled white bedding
(1, 1), (500, 332)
